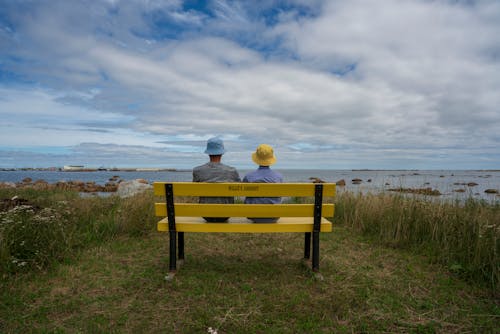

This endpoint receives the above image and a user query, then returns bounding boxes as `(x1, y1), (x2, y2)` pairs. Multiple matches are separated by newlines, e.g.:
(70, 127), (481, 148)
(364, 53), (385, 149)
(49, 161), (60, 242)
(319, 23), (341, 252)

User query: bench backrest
(154, 182), (335, 219)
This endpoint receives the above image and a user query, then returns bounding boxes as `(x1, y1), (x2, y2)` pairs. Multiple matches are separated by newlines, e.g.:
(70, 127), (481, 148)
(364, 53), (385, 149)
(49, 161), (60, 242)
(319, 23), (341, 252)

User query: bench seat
(157, 216), (333, 233)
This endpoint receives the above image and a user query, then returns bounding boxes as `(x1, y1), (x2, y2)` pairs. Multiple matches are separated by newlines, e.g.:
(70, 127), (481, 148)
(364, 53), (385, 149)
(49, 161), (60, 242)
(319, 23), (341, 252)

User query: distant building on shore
(63, 165), (85, 171)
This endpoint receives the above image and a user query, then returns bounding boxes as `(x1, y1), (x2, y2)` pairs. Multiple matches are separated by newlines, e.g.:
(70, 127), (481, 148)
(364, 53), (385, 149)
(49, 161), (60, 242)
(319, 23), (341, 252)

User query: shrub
(0, 204), (74, 273)
(0, 189), (156, 275)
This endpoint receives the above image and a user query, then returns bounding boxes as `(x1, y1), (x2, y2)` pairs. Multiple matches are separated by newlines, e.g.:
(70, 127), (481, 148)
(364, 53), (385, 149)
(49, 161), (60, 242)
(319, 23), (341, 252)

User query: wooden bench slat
(157, 217), (333, 233)
(154, 182), (336, 197)
(155, 203), (334, 218)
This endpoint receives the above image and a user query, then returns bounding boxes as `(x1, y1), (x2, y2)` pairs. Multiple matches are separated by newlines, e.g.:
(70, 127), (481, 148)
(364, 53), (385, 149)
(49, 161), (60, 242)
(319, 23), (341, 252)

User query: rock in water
(351, 178), (362, 184)
(309, 177), (325, 183)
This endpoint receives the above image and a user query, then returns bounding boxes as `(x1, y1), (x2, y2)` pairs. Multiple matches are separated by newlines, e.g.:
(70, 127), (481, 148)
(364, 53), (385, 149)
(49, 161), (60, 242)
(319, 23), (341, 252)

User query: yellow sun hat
(251, 144), (277, 166)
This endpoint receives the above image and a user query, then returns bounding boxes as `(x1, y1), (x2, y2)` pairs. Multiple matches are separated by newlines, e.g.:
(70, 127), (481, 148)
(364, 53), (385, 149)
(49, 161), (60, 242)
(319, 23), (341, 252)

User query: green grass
(1, 188), (499, 333)
(1, 229), (498, 333)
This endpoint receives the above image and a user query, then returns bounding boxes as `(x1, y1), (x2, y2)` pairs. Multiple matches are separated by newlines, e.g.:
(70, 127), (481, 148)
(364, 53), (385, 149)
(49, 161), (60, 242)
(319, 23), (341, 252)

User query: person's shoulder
(193, 163), (209, 174)
(271, 169), (284, 180)
(193, 162), (209, 169)
(220, 163), (238, 171)
(243, 169), (260, 182)
(244, 168), (258, 177)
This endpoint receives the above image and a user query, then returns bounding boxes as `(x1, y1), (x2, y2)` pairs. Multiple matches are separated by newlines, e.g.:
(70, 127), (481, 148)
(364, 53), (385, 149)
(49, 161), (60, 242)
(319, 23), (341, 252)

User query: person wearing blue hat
(193, 137), (241, 222)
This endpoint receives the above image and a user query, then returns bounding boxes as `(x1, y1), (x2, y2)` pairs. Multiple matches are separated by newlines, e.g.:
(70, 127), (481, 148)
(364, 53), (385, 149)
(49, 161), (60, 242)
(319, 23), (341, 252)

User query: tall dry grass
(335, 191), (499, 288)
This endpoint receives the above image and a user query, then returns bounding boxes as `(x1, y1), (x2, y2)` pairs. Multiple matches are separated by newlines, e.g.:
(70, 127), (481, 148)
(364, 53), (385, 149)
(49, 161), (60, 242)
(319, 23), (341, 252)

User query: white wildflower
(1, 218), (14, 225)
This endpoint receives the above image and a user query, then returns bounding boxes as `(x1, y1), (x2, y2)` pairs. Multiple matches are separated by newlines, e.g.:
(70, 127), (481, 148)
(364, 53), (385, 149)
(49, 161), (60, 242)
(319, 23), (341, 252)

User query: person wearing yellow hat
(243, 144), (284, 223)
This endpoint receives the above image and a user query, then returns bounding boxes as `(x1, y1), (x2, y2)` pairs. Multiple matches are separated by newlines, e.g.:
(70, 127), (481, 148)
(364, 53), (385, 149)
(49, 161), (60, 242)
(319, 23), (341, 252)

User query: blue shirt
(243, 166), (283, 204)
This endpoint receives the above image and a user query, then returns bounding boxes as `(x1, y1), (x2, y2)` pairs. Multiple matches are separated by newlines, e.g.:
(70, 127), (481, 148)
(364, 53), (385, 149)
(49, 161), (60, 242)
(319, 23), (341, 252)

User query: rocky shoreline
(0, 176), (152, 197)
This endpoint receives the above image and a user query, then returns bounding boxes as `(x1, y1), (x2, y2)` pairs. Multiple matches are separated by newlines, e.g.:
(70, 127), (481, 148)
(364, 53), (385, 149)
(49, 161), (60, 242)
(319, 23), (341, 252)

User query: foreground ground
(1, 225), (498, 333)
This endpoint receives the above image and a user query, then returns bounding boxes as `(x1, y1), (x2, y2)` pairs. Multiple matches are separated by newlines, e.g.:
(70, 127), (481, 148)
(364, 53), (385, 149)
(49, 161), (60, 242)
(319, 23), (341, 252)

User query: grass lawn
(1, 225), (498, 333)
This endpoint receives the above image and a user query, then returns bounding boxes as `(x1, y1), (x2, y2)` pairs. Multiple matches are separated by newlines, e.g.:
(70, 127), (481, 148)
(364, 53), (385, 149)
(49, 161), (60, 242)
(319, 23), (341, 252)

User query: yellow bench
(154, 182), (335, 276)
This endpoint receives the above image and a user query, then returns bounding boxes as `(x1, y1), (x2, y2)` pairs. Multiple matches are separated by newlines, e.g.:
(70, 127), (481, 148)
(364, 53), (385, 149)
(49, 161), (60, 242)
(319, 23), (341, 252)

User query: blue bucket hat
(204, 137), (226, 155)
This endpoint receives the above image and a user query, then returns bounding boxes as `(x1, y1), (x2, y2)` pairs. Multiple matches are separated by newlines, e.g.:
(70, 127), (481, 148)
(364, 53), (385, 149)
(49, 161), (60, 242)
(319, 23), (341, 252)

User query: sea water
(0, 169), (498, 202)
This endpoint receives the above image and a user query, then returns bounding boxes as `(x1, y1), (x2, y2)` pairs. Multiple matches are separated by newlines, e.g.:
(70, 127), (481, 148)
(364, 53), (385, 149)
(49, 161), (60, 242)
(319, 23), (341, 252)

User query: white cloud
(0, 0), (499, 169)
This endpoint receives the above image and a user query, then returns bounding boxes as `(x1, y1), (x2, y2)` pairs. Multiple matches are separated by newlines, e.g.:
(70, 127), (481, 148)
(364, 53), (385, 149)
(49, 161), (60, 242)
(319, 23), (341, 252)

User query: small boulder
(352, 178), (362, 185)
(33, 180), (50, 190)
(484, 189), (498, 194)
(55, 181), (71, 190)
(0, 182), (16, 189)
(104, 181), (118, 190)
(116, 179), (152, 198)
(103, 183), (118, 192)
(309, 177), (325, 183)
(336, 179), (346, 186)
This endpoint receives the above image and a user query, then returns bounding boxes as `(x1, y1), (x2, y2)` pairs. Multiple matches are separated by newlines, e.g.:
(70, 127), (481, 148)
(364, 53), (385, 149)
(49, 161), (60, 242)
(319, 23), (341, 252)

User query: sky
(0, 0), (499, 170)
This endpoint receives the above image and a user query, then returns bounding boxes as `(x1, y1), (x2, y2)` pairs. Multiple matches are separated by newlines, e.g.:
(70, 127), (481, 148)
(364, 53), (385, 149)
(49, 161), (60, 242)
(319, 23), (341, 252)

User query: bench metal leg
(169, 231), (177, 272)
(312, 231), (320, 272)
(178, 232), (185, 261)
(304, 232), (311, 259)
